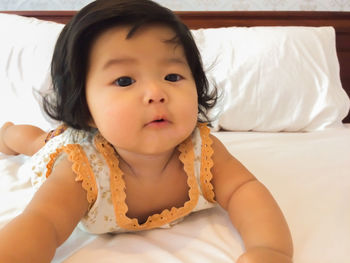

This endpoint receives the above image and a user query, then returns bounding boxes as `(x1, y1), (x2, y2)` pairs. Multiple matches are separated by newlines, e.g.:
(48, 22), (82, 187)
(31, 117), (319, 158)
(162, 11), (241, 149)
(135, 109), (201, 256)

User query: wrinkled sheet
(1, 125), (349, 263)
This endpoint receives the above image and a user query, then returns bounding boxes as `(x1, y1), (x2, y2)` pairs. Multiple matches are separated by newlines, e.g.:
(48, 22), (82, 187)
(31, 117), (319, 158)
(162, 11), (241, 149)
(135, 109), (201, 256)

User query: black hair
(43, 0), (217, 130)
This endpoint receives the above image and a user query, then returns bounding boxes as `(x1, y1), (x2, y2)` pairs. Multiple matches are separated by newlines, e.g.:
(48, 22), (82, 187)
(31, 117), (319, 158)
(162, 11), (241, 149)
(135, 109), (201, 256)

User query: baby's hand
(237, 247), (293, 263)
(0, 122), (18, 155)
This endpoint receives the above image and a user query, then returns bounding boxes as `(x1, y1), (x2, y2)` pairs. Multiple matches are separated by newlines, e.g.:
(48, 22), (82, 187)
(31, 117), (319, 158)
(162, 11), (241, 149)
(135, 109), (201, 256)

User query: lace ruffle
(198, 123), (216, 203)
(45, 124), (67, 143)
(94, 133), (200, 231)
(45, 144), (98, 205)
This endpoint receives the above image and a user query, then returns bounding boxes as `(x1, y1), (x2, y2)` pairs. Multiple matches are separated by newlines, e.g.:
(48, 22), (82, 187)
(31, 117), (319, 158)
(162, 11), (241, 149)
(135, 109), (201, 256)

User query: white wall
(0, 0), (349, 11)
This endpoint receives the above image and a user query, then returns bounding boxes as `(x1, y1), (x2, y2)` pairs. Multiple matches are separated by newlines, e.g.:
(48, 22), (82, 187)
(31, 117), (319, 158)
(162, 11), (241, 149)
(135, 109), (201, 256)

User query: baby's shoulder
(209, 133), (253, 177)
(27, 127), (95, 182)
(40, 127), (94, 154)
(209, 134), (256, 208)
(209, 134), (232, 162)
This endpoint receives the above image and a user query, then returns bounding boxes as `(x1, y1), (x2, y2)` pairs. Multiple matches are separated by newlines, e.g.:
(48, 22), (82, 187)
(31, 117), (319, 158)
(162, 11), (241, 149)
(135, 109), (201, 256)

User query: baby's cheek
(101, 105), (137, 135)
(178, 100), (198, 134)
(184, 97), (198, 121)
(102, 104), (126, 122)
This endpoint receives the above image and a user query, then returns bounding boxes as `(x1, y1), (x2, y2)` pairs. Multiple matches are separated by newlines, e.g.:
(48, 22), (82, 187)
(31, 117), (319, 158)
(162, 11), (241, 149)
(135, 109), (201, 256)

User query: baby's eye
(114, 76), (135, 87)
(165, 74), (183, 82)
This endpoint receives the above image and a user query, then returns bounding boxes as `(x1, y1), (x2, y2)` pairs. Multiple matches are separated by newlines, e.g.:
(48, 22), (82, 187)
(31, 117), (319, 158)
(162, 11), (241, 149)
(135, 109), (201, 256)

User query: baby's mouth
(153, 118), (165, 123)
(145, 117), (170, 127)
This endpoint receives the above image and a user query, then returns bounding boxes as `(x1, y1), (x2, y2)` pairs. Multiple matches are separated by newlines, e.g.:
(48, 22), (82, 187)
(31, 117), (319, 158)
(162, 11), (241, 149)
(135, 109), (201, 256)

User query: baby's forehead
(93, 24), (185, 53)
(87, 24), (188, 69)
(95, 23), (181, 46)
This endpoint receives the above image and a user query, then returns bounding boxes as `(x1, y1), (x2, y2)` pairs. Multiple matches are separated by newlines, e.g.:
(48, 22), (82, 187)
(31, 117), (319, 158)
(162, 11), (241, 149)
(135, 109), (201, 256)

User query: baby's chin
(101, 120), (197, 155)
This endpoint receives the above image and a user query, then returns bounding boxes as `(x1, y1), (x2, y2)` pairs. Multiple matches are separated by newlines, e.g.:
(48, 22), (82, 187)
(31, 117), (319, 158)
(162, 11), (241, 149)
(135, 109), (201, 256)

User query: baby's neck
(116, 147), (178, 181)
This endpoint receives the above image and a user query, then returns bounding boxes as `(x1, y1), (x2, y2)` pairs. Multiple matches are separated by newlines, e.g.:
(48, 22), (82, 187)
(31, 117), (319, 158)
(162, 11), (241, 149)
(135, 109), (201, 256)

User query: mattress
(1, 125), (349, 263)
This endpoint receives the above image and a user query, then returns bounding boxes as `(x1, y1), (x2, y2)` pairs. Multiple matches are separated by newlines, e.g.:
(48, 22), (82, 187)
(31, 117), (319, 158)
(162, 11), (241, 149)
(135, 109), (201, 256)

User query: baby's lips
(145, 115), (171, 126)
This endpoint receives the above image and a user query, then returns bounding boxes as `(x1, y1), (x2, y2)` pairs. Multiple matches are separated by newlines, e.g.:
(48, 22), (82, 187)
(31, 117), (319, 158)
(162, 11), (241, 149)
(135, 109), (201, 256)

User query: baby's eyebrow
(162, 57), (187, 65)
(102, 57), (187, 70)
(102, 57), (136, 70)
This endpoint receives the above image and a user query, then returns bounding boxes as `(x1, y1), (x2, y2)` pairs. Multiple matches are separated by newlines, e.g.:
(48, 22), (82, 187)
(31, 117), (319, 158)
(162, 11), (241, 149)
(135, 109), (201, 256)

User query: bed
(0, 10), (350, 263)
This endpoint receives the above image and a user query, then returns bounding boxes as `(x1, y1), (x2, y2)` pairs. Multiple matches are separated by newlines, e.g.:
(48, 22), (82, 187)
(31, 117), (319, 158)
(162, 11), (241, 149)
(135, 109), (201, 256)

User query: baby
(0, 0), (293, 262)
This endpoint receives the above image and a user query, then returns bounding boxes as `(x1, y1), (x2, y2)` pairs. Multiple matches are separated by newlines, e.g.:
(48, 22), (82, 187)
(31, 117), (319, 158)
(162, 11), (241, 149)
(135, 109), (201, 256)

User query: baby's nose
(148, 97), (166, 104)
(143, 84), (168, 104)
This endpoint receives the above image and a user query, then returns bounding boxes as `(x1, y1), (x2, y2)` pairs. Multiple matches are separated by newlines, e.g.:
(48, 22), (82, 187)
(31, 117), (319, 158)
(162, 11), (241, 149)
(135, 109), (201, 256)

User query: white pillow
(0, 13), (64, 130)
(1, 15), (348, 132)
(191, 26), (350, 131)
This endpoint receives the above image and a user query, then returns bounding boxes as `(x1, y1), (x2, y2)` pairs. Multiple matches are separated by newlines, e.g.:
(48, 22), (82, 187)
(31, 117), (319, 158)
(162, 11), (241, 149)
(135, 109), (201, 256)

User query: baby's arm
(210, 135), (293, 263)
(0, 157), (89, 262)
(0, 122), (47, 156)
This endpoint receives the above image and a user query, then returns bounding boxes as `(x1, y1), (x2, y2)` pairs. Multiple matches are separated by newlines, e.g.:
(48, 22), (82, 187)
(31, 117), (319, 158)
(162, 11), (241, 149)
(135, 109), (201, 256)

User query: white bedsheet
(1, 125), (349, 263)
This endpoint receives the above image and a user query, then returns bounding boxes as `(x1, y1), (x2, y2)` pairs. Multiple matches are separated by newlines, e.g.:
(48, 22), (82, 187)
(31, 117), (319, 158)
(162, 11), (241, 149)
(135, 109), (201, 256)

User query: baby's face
(85, 24), (198, 155)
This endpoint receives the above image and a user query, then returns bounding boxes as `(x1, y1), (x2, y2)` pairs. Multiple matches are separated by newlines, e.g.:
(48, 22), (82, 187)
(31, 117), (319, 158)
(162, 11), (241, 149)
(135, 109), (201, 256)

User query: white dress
(27, 123), (216, 234)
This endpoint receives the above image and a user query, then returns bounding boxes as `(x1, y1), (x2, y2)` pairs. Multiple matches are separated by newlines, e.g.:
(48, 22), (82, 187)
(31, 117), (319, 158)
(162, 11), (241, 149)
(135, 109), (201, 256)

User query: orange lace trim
(198, 123), (216, 203)
(45, 124), (67, 143)
(45, 144), (98, 205)
(94, 133), (199, 231)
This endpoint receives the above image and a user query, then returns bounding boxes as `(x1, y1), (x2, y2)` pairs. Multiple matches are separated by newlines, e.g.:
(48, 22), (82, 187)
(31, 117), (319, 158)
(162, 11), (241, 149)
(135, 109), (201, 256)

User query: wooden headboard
(4, 11), (350, 123)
